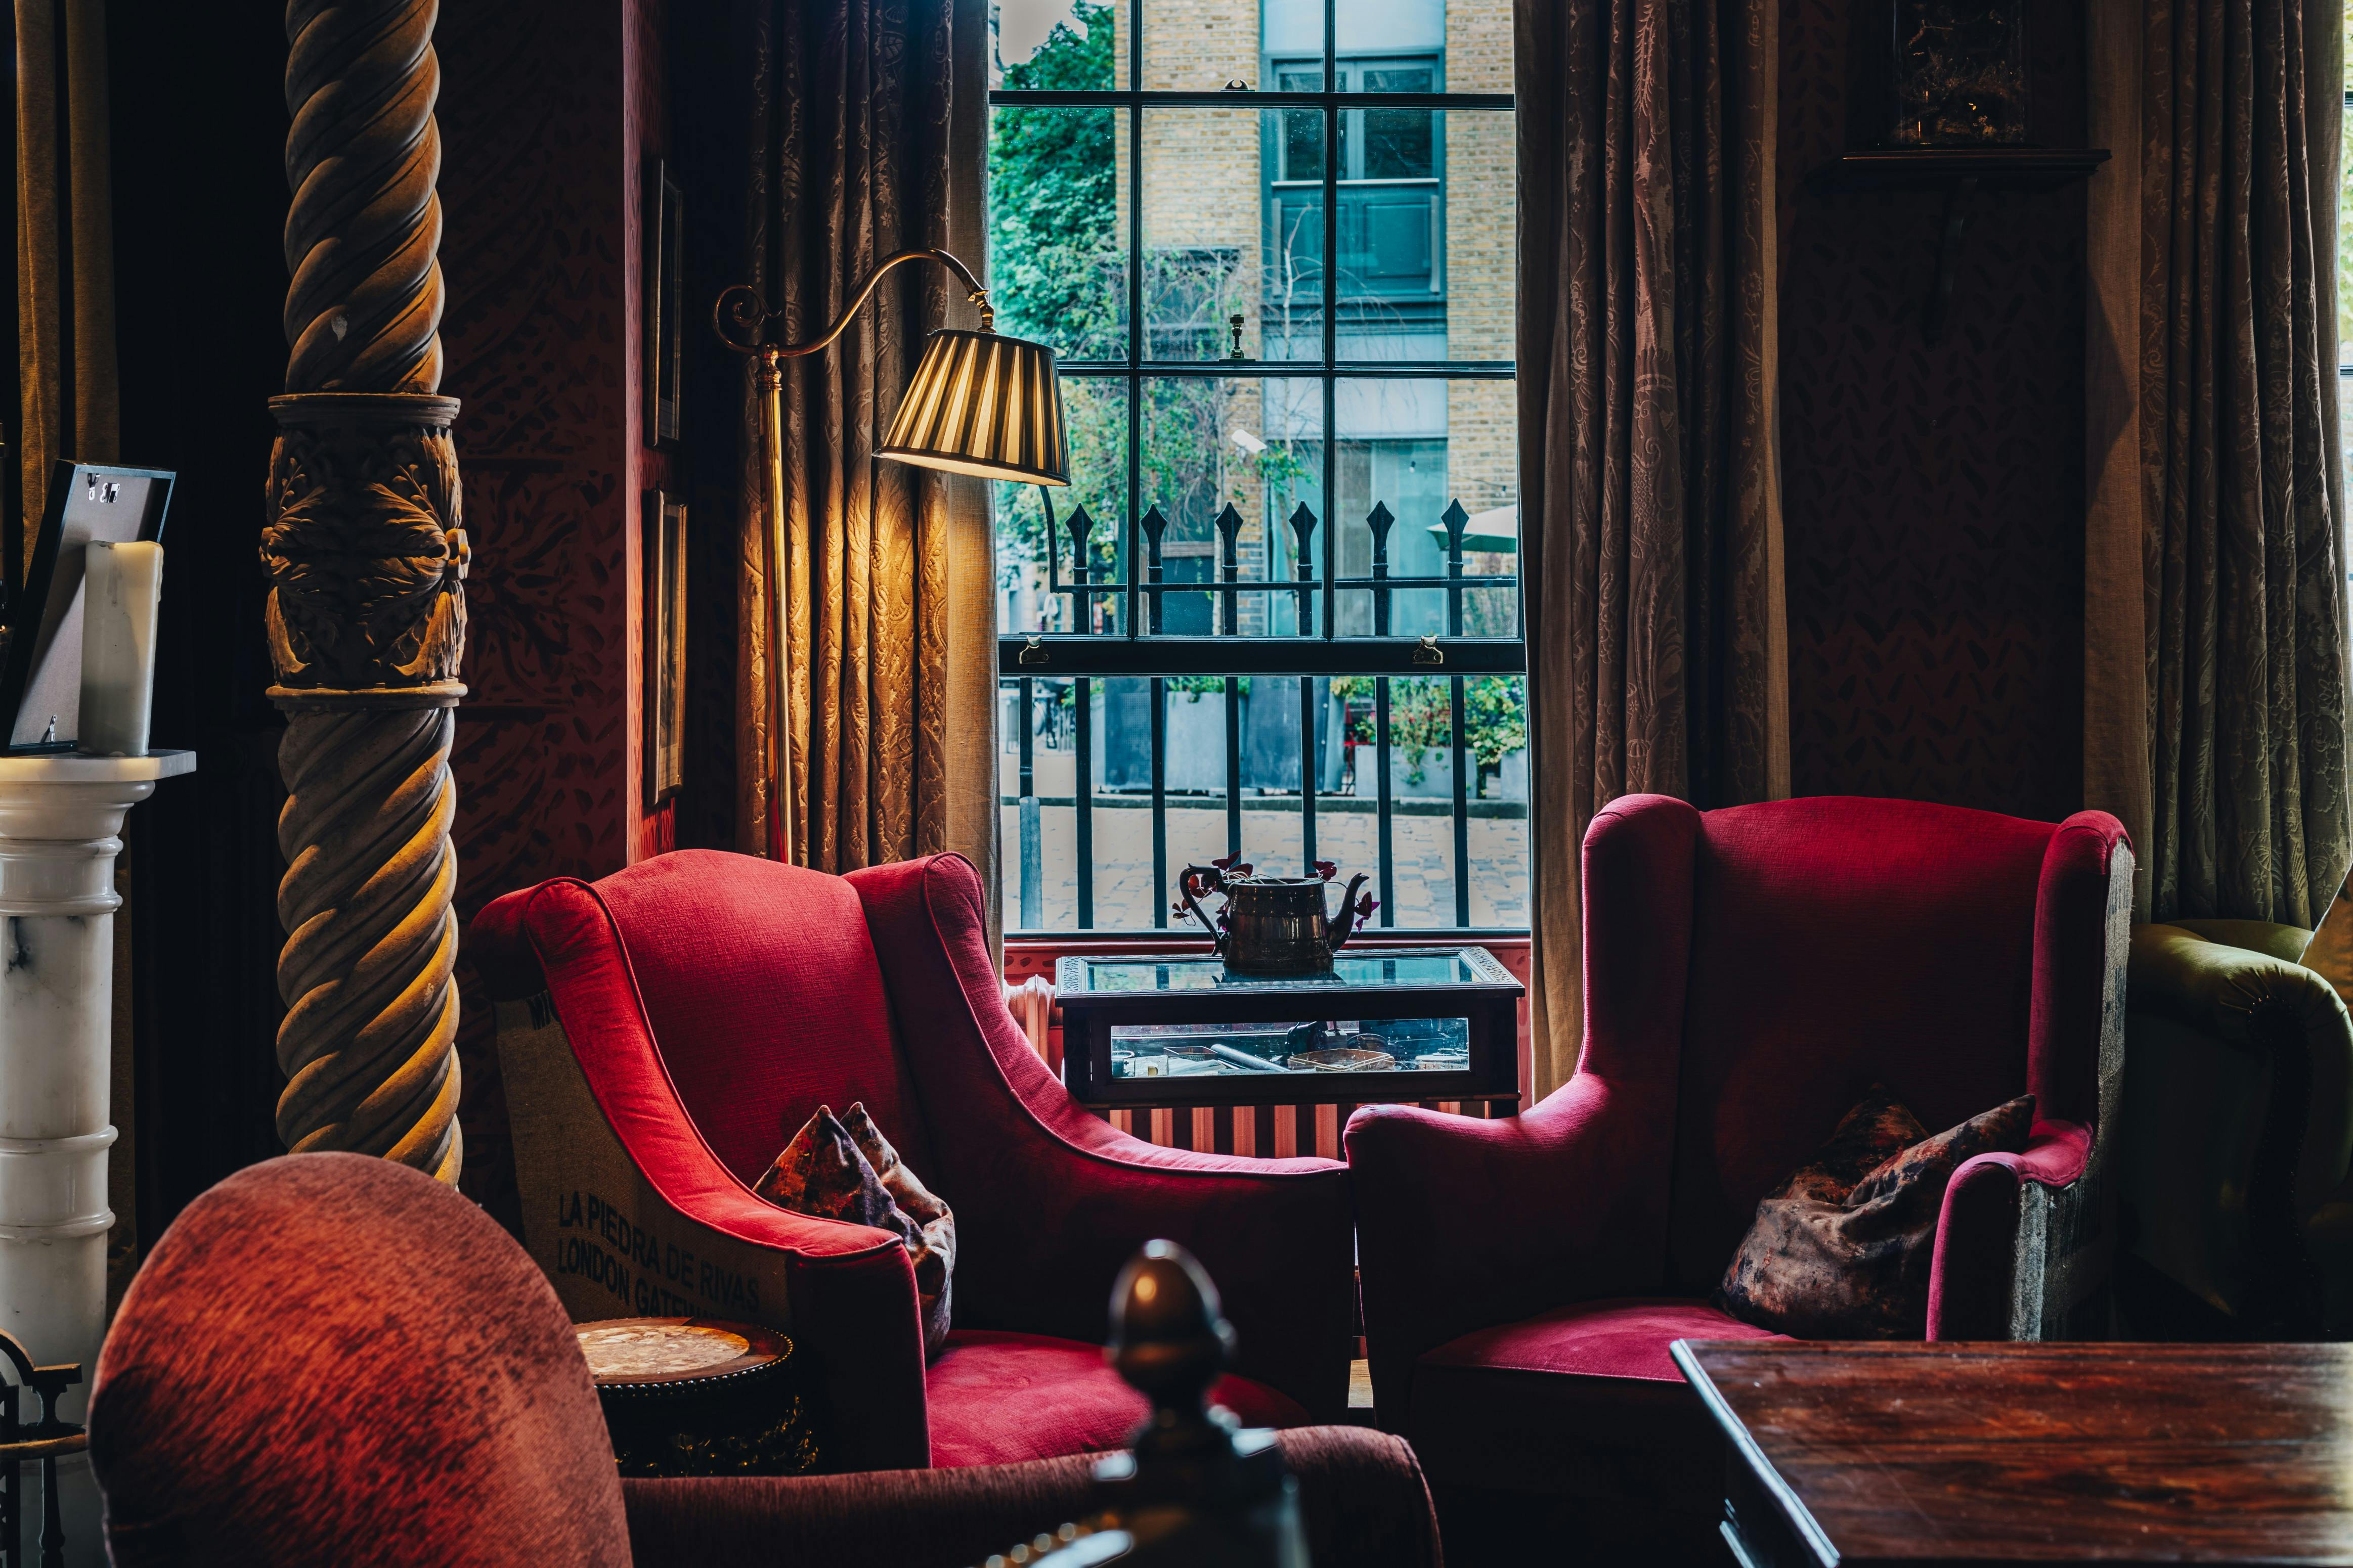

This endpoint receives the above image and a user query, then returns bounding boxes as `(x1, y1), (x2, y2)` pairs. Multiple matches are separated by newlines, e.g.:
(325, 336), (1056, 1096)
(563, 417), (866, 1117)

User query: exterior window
(990, 0), (1518, 935)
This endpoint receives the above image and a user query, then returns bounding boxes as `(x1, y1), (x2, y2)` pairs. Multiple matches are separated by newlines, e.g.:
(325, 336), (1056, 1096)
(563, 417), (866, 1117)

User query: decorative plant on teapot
(1173, 854), (1378, 976)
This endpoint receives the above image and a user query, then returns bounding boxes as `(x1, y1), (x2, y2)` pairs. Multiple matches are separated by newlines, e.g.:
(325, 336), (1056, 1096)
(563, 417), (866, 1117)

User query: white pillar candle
(78, 542), (162, 757)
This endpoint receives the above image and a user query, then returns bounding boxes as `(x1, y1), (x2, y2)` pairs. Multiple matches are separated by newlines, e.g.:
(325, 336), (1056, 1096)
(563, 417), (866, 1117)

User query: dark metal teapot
(1173, 857), (1376, 976)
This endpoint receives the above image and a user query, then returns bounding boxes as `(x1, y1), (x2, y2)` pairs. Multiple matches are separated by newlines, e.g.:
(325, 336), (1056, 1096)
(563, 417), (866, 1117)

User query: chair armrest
(2133, 921), (2353, 1219)
(1926, 1121), (2091, 1340)
(849, 856), (1357, 1419)
(477, 879), (935, 1473)
(619, 1426), (1441, 1568)
(2124, 921), (2353, 1333)
(1346, 1069), (1675, 1421)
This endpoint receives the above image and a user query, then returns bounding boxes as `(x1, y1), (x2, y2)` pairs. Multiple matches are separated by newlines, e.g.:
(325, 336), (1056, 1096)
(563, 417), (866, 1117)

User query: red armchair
(1347, 796), (2132, 1520)
(91, 1153), (1441, 1568)
(470, 849), (1354, 1473)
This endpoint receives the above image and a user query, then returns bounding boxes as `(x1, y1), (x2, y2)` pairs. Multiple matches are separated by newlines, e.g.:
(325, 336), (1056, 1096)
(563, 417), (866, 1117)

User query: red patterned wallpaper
(1777, 0), (2087, 822)
(437, 0), (670, 1231)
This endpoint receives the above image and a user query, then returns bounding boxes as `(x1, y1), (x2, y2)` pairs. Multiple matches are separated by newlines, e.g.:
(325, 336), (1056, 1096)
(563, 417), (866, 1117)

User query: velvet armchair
(89, 1153), (1441, 1568)
(1347, 795), (2132, 1525)
(2119, 918), (2353, 1336)
(469, 849), (1355, 1473)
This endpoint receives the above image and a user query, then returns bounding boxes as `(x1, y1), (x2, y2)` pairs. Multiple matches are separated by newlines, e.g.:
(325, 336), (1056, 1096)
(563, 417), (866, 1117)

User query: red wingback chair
(470, 850), (1354, 1474)
(1347, 796), (2132, 1530)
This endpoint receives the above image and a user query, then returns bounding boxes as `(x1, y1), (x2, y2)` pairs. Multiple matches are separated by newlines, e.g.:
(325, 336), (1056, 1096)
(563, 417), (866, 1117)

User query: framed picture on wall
(644, 160), (685, 446)
(646, 489), (687, 804)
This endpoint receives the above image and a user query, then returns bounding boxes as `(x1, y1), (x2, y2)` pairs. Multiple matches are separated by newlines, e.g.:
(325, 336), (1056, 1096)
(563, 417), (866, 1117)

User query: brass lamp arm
(713, 248), (993, 359)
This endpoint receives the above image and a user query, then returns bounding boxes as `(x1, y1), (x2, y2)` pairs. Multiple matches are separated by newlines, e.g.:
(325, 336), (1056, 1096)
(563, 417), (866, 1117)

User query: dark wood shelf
(1803, 149), (2111, 342)
(1809, 147), (2111, 195)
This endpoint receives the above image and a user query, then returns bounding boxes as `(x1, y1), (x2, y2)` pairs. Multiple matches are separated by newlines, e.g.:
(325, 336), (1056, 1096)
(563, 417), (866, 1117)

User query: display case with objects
(1055, 947), (1522, 1114)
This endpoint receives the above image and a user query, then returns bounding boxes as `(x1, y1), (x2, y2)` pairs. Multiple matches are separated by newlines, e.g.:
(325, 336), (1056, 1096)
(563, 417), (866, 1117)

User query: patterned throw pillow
(754, 1103), (955, 1357)
(1714, 1085), (2035, 1340)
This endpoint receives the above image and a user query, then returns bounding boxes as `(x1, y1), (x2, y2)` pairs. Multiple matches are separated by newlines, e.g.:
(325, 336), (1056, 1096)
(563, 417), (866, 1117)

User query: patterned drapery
(736, 0), (995, 886)
(1519, 0), (1789, 1099)
(2138, 0), (2350, 926)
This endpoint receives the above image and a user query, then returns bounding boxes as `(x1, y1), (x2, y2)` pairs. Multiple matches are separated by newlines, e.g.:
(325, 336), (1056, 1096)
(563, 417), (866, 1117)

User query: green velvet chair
(2121, 919), (2353, 1337)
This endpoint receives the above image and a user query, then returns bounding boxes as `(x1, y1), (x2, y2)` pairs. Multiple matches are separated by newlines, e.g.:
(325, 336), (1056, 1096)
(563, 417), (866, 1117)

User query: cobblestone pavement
(1001, 801), (1530, 933)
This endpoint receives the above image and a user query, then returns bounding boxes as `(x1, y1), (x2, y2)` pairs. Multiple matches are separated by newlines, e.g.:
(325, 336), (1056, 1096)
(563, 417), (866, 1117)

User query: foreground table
(1673, 1339), (2353, 1568)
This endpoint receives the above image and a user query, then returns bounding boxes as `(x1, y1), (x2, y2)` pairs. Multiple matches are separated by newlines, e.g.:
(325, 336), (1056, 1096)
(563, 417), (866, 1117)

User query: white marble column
(0, 751), (193, 1564)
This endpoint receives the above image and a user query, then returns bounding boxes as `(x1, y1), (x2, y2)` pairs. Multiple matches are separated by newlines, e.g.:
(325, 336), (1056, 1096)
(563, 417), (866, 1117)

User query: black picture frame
(646, 489), (687, 803)
(645, 160), (685, 447)
(1, 460), (174, 747)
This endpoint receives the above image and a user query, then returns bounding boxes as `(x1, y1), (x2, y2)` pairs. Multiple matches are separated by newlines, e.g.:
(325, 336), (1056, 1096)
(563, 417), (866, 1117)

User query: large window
(990, 0), (1519, 935)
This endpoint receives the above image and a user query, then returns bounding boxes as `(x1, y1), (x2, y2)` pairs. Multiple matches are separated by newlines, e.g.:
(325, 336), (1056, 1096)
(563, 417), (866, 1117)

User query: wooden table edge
(1671, 1337), (1841, 1568)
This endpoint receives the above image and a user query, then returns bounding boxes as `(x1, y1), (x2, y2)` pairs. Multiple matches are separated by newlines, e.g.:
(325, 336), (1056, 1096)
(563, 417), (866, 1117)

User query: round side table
(575, 1317), (818, 1477)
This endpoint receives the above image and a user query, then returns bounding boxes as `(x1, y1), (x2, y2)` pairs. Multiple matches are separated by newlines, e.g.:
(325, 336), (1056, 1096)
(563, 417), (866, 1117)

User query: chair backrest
(89, 1153), (630, 1567)
(1660, 796), (2069, 1288)
(492, 849), (938, 1184)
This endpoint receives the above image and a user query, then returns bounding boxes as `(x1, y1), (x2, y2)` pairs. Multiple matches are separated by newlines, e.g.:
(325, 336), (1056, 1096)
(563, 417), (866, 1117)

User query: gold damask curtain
(736, 0), (996, 903)
(2086, 0), (2349, 927)
(1519, 0), (1789, 1099)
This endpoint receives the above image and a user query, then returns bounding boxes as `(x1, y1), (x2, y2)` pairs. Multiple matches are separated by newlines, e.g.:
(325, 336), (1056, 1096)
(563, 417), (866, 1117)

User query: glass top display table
(1054, 949), (1523, 1133)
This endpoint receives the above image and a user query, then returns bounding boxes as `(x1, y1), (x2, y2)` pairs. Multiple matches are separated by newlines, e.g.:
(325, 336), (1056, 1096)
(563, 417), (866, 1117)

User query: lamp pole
(262, 0), (467, 1183)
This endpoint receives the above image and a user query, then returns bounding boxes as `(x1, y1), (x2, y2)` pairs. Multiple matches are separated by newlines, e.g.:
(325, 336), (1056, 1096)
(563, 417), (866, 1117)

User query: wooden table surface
(1673, 1339), (2353, 1568)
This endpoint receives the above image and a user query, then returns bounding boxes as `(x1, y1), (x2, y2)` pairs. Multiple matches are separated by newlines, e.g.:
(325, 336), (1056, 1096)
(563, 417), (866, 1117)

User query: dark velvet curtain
(1519, 0), (1788, 1097)
(2141, 0), (2348, 925)
(737, 0), (994, 883)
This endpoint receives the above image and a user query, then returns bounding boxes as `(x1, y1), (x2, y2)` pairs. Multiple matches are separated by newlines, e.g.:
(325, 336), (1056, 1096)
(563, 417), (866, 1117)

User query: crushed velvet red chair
(1347, 795), (2132, 1540)
(90, 1153), (1442, 1568)
(470, 849), (1355, 1473)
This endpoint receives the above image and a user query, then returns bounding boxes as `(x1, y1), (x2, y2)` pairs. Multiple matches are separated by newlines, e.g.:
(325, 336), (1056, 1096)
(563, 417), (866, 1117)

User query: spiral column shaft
(266, 0), (467, 1185)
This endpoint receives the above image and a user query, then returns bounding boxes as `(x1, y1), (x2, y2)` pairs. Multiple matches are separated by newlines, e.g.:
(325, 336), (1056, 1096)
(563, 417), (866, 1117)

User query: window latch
(1413, 635), (1445, 667)
(1018, 634), (1050, 667)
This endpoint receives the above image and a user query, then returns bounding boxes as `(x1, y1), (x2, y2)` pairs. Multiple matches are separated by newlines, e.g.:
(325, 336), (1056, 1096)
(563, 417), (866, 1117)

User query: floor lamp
(715, 248), (1070, 864)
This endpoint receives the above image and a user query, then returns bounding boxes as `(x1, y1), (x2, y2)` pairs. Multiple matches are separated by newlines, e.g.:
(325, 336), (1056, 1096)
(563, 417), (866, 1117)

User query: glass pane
(1001, 678), (1083, 931)
(1107, 1016), (1471, 1076)
(1140, 108), (1267, 360)
(993, 0), (1116, 92)
(1083, 951), (1487, 989)
(988, 104), (1128, 360)
(1140, 376), (1321, 636)
(1283, 378), (1512, 637)
(1466, 674), (1529, 925)
(995, 378), (1129, 636)
(1339, 0), (1513, 92)
(1142, 0), (1325, 92)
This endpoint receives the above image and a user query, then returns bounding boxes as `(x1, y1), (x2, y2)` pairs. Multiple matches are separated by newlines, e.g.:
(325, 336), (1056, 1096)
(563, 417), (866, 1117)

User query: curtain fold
(2126, 0), (2350, 926)
(1519, 0), (1788, 1101)
(737, 0), (996, 891)
(15, 0), (118, 537)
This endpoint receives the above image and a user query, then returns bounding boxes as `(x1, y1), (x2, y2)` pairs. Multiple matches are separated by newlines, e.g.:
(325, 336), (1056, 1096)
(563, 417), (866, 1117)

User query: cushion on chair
(1716, 1088), (2036, 1338)
(1406, 1298), (1786, 1497)
(757, 1103), (955, 1356)
(925, 1330), (1310, 1467)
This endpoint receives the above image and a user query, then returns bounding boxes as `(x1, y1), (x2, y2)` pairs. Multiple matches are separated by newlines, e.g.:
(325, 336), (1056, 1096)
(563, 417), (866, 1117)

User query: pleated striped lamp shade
(879, 328), (1070, 485)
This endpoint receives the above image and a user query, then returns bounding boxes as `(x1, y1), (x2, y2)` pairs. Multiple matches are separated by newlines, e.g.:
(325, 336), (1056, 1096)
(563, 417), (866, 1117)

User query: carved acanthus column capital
(262, 392), (468, 703)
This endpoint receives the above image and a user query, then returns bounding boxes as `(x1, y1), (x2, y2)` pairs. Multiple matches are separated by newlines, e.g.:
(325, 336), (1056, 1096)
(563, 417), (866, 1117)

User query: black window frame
(992, 0), (1521, 938)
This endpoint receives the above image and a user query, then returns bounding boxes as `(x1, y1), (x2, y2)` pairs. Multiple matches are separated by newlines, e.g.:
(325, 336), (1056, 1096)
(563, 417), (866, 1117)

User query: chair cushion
(1716, 1088), (2035, 1338)
(757, 1103), (956, 1357)
(1407, 1298), (1788, 1497)
(925, 1330), (1310, 1467)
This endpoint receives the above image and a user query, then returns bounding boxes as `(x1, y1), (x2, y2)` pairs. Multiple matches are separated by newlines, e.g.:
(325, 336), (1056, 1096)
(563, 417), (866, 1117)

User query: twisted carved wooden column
(264, 0), (467, 1182)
